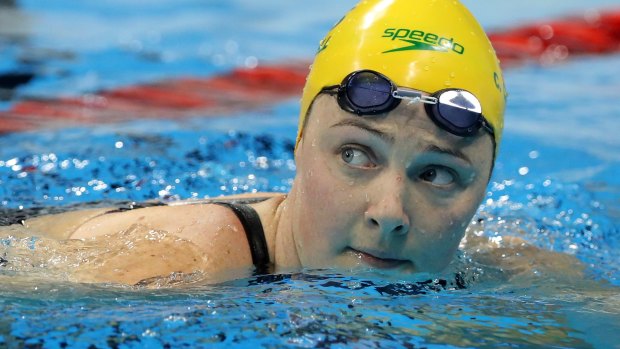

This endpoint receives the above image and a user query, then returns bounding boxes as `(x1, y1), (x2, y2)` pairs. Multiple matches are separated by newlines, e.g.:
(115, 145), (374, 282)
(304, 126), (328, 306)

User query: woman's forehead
(310, 93), (492, 162)
(314, 94), (463, 144)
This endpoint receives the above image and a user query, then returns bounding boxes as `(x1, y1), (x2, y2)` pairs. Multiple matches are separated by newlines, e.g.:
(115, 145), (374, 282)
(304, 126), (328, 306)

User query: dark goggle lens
(432, 90), (483, 135)
(345, 71), (393, 110)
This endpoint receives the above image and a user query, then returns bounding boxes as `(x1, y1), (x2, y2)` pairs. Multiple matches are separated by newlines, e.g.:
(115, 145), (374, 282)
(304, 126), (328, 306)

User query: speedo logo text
(382, 28), (465, 54)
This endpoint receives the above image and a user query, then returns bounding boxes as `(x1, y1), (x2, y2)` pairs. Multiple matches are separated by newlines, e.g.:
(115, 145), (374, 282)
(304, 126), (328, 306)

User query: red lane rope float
(1, 9), (619, 134)
(0, 64), (309, 133)
(491, 9), (620, 65)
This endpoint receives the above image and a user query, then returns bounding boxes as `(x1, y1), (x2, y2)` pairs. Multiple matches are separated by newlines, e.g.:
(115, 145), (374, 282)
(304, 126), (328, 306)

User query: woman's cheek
(295, 165), (347, 263)
(301, 165), (335, 218)
(413, 208), (472, 271)
(422, 194), (486, 270)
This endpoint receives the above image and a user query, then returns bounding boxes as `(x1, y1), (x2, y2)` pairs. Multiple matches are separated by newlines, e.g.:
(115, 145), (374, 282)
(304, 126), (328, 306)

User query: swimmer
(9, 0), (581, 285)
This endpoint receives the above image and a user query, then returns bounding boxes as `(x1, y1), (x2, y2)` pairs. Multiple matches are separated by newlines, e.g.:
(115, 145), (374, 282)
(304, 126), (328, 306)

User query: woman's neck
(252, 193), (302, 270)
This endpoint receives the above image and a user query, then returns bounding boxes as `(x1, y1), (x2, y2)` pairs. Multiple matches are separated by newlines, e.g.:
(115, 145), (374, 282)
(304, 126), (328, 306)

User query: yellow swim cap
(297, 0), (507, 153)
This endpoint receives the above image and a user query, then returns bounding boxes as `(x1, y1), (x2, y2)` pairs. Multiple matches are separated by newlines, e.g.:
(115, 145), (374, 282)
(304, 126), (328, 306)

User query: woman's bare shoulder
(70, 202), (237, 239)
(461, 233), (584, 280)
(69, 203), (256, 285)
(8, 194), (286, 285)
(16, 192), (283, 242)
(167, 192), (283, 206)
(24, 207), (115, 240)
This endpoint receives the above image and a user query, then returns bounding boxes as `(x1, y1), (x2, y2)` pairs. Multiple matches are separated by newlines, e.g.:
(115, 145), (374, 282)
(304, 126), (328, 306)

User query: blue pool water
(1, 0), (620, 348)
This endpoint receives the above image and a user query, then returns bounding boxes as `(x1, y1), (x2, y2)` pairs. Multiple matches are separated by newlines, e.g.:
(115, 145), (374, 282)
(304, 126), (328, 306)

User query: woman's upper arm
(69, 204), (255, 284)
(25, 207), (114, 240)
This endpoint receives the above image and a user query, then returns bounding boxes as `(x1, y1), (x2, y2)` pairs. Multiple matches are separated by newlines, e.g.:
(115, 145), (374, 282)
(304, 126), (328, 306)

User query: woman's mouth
(347, 248), (410, 269)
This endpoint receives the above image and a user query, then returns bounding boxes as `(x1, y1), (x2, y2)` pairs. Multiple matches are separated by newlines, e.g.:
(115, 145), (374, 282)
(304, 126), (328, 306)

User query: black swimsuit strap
(214, 202), (270, 274)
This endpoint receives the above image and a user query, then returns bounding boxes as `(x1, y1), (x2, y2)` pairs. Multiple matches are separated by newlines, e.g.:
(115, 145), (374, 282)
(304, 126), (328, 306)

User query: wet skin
(277, 92), (494, 273)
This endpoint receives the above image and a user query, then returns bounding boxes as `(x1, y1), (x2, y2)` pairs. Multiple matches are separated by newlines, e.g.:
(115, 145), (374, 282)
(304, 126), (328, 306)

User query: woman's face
(289, 92), (494, 274)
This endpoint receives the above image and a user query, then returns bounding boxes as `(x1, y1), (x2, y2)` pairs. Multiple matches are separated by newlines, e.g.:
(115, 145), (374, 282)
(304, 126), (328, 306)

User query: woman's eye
(420, 167), (455, 186)
(341, 147), (374, 168)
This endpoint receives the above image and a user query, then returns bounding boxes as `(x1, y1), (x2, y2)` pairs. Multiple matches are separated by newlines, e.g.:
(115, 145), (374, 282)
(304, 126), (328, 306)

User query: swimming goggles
(324, 70), (494, 137)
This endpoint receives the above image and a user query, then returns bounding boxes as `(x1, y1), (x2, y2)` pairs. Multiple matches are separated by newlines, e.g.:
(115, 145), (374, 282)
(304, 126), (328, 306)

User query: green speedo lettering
(494, 72), (508, 101)
(382, 28), (465, 54)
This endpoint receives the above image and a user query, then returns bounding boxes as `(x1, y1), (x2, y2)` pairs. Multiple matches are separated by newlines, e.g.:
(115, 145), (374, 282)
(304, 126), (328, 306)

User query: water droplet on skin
(365, 193), (370, 202)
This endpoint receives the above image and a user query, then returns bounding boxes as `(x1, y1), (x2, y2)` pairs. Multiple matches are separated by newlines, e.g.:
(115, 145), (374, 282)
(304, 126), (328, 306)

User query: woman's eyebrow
(424, 144), (472, 165)
(331, 119), (472, 164)
(331, 119), (395, 145)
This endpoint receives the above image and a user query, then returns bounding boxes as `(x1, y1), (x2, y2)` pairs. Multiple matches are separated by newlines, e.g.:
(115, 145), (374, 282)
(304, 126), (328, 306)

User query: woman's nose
(365, 188), (410, 237)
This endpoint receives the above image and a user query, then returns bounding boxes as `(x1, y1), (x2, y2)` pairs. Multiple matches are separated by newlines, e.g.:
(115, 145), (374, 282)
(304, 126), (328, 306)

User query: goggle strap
(481, 119), (495, 136)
